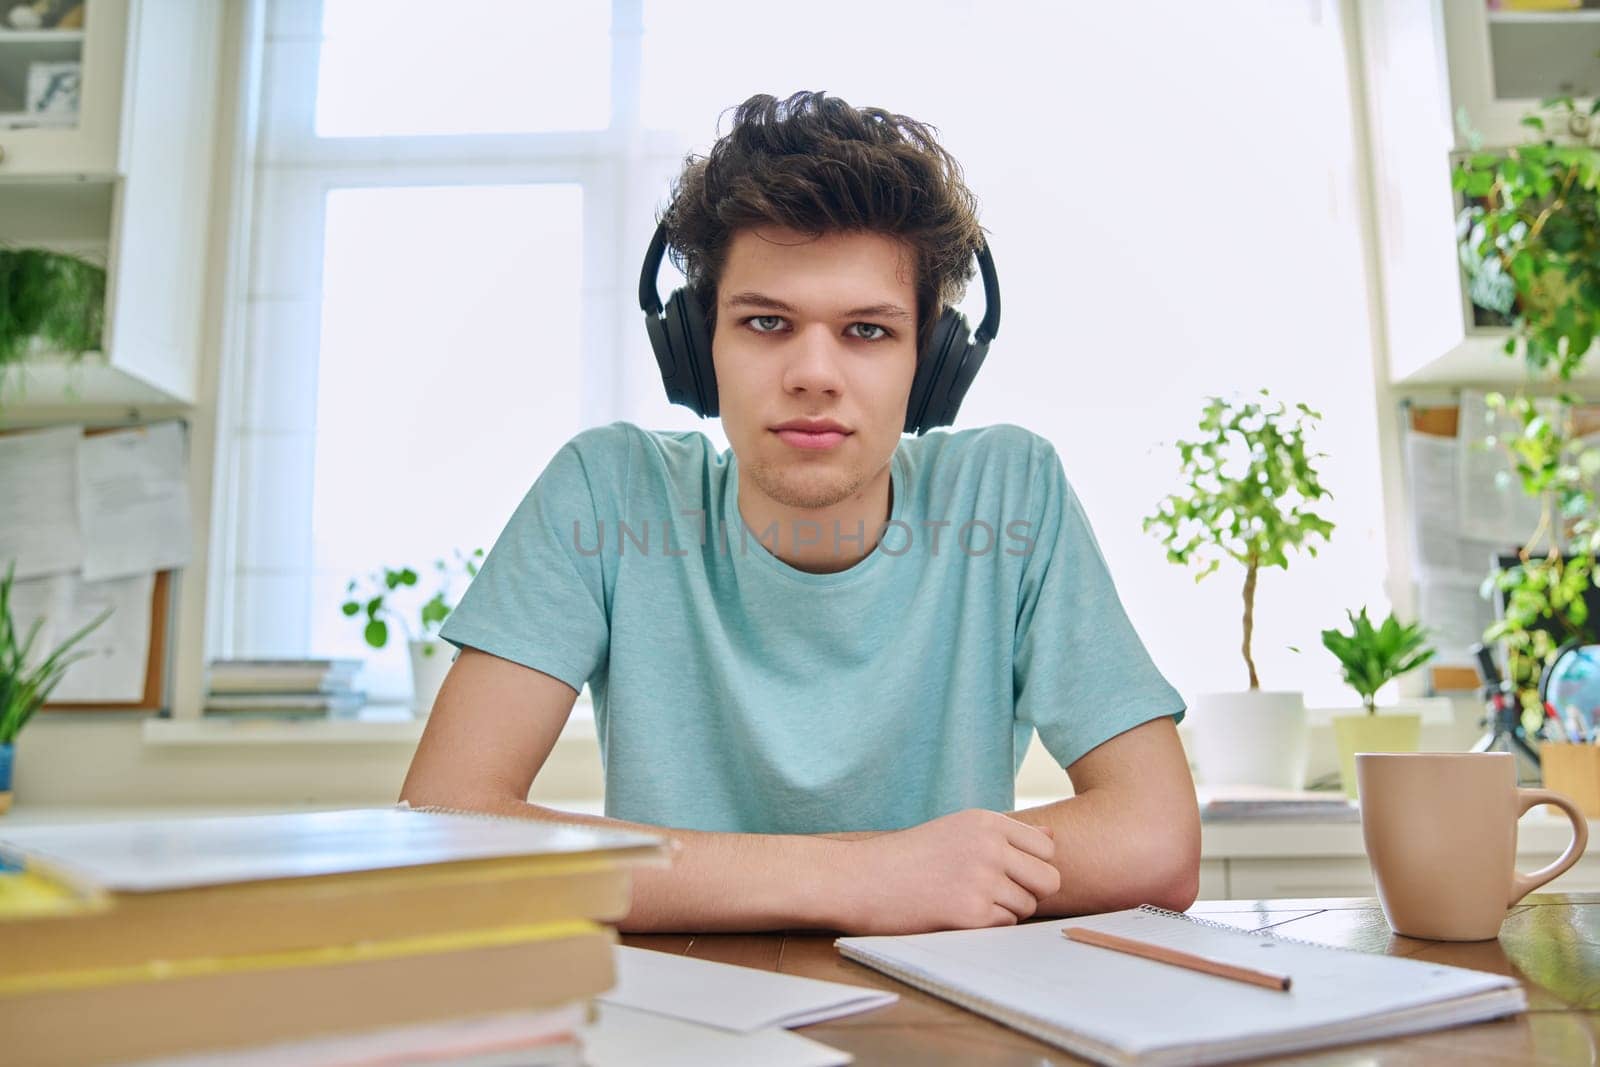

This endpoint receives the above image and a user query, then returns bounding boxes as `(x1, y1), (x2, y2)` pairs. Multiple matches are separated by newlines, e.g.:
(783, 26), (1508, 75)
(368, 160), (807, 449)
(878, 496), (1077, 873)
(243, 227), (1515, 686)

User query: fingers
(992, 870), (1043, 921)
(1000, 817), (1057, 863)
(1005, 850), (1062, 903)
(987, 904), (1021, 927)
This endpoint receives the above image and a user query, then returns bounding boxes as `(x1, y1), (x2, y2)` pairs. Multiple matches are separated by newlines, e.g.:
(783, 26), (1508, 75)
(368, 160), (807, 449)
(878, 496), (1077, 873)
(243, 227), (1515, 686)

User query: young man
(400, 91), (1199, 934)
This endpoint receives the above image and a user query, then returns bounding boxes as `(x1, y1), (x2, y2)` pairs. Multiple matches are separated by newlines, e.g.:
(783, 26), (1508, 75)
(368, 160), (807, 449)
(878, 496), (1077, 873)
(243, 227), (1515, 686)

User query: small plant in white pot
(1321, 607), (1435, 799)
(341, 548), (483, 716)
(1144, 391), (1335, 789)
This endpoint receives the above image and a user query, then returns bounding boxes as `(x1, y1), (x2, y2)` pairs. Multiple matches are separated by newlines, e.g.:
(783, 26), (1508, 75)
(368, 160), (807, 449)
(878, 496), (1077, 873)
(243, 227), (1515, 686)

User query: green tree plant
(340, 548), (484, 653)
(1320, 607), (1436, 715)
(1144, 391), (1335, 690)
(0, 561), (112, 744)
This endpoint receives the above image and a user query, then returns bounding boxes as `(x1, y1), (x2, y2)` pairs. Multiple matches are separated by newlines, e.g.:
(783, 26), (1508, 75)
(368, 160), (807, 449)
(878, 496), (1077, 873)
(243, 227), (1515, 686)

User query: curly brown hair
(659, 90), (984, 355)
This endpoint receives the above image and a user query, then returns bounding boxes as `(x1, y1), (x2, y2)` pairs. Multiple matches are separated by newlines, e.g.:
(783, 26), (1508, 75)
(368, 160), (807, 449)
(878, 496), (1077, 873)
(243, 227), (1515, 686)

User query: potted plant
(341, 548), (483, 715)
(0, 562), (110, 813)
(1454, 100), (1600, 723)
(1144, 391), (1335, 788)
(0, 246), (106, 404)
(1321, 607), (1436, 799)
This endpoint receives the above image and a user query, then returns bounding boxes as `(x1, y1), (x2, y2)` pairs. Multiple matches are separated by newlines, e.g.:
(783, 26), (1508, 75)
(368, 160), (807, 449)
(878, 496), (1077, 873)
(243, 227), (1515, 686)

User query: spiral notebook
(836, 906), (1524, 1067)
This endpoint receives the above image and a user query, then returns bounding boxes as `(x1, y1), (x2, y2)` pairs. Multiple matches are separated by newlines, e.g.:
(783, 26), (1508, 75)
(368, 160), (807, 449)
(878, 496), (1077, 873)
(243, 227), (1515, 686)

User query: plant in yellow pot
(1321, 607), (1436, 799)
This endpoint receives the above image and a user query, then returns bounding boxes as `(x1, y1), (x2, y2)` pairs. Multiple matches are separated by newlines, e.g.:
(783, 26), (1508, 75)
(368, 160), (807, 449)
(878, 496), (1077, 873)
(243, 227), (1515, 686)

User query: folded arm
(1010, 716), (1201, 916)
(400, 649), (1194, 934)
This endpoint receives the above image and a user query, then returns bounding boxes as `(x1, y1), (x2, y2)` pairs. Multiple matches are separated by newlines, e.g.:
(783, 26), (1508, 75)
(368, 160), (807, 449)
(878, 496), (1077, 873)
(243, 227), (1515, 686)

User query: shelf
(1488, 9), (1600, 23)
(0, 353), (189, 420)
(1387, 329), (1600, 389)
(0, 30), (85, 44)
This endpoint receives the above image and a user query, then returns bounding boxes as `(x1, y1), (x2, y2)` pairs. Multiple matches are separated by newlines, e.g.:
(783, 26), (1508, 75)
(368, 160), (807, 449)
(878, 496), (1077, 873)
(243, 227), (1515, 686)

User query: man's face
(712, 226), (919, 513)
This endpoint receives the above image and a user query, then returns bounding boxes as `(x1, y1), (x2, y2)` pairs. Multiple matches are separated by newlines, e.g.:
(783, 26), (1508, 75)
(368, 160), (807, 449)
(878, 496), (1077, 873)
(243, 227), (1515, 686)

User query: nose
(780, 324), (845, 399)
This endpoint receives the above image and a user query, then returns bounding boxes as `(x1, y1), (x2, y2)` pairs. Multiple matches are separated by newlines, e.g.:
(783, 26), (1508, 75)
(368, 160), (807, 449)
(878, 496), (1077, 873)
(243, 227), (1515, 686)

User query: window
(228, 0), (1388, 709)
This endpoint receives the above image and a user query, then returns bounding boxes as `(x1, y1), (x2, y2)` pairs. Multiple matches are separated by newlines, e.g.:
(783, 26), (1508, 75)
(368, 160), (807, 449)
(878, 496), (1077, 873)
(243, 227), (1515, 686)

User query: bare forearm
(456, 798), (852, 933)
(1011, 791), (1201, 917)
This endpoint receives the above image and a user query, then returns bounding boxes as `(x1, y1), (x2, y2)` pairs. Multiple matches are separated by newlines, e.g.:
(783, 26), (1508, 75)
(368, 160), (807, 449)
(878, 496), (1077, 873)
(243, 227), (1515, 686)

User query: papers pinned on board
(78, 422), (192, 581)
(7, 572), (155, 703)
(0, 425), (85, 581)
(0, 421), (188, 703)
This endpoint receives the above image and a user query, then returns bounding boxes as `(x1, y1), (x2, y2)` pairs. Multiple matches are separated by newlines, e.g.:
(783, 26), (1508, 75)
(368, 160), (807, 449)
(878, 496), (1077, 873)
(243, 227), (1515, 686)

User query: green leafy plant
(0, 561), (112, 745)
(1454, 98), (1600, 380)
(1144, 391), (1335, 690)
(1320, 607), (1436, 715)
(1454, 100), (1600, 718)
(340, 548), (484, 653)
(0, 248), (106, 370)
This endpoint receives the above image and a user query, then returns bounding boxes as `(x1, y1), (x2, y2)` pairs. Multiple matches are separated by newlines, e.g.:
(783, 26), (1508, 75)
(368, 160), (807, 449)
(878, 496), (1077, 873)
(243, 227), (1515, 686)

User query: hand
(833, 809), (1061, 934)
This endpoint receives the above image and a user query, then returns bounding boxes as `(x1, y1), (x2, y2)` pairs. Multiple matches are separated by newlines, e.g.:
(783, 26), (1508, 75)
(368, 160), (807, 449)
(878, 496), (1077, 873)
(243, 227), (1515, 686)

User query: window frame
(219, 0), (663, 708)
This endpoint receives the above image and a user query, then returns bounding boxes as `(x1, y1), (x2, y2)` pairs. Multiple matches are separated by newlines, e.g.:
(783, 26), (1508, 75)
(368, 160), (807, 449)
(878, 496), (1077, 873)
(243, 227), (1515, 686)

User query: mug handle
(1509, 788), (1590, 905)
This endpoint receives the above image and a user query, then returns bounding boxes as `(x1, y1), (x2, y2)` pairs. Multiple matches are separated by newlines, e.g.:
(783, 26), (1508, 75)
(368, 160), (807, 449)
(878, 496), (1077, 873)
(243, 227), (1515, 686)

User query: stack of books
(0, 807), (668, 1065)
(1197, 785), (1359, 821)
(204, 658), (365, 718)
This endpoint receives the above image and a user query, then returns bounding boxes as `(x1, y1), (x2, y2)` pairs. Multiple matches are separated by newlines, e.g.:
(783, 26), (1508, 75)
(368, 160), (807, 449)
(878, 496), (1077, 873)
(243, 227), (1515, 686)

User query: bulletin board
(2, 422), (181, 714)
(1405, 399), (1600, 694)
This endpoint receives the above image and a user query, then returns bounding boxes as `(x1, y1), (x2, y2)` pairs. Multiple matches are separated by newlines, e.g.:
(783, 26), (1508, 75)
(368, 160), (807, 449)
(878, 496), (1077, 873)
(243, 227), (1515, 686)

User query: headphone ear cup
(681, 288), (718, 417)
(933, 335), (989, 430)
(660, 288), (718, 417)
(905, 310), (969, 435)
(905, 310), (959, 435)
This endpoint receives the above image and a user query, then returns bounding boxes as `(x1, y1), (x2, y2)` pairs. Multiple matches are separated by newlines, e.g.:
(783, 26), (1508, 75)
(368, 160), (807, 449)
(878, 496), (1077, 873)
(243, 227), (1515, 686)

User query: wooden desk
(624, 894), (1600, 1065)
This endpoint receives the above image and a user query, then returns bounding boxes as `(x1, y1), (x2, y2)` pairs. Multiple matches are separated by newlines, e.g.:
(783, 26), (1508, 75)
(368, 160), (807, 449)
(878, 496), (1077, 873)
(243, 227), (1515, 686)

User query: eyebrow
(722, 290), (915, 324)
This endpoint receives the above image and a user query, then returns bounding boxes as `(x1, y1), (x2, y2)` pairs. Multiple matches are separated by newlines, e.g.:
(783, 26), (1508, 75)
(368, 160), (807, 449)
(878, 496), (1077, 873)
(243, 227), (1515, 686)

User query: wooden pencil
(1062, 926), (1292, 991)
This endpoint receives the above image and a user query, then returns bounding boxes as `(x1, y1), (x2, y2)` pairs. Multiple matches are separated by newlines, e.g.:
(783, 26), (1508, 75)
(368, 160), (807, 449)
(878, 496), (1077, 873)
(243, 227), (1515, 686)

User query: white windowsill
(142, 699), (598, 747)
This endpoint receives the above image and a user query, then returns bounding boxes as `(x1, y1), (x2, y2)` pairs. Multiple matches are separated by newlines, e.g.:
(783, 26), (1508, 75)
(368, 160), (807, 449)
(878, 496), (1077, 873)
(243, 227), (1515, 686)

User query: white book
(836, 906), (1524, 1067)
(0, 807), (667, 892)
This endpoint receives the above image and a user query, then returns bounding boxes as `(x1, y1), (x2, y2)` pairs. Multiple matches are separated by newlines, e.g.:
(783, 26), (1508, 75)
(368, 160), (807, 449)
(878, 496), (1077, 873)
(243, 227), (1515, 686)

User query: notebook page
(837, 907), (1522, 1061)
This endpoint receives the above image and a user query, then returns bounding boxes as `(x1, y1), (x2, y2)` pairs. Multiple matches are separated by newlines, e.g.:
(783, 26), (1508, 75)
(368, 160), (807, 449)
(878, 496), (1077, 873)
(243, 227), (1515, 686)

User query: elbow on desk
(1122, 823), (1202, 915)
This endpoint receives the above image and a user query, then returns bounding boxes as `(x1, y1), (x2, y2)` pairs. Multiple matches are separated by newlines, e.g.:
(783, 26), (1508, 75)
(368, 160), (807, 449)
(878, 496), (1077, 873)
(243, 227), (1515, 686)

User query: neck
(736, 464), (895, 574)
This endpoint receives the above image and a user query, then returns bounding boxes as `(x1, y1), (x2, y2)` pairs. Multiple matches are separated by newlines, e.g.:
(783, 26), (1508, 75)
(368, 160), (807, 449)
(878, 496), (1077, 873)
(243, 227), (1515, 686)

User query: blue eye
(849, 323), (890, 341)
(746, 315), (786, 333)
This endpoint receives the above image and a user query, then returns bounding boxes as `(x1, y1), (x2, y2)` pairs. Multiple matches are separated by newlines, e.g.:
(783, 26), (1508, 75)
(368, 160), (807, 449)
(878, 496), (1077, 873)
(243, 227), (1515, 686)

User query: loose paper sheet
(0, 425), (85, 579)
(7, 571), (154, 703)
(77, 422), (192, 581)
(600, 945), (896, 1032)
(1456, 391), (1545, 547)
(583, 1003), (851, 1067)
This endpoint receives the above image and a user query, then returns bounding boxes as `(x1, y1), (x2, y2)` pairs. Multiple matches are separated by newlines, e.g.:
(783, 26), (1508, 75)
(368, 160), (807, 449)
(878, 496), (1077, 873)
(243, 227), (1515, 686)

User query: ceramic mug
(1357, 752), (1589, 941)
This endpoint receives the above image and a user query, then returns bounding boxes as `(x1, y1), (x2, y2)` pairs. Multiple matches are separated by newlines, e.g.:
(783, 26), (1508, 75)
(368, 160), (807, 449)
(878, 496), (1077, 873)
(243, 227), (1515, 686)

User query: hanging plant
(0, 247), (107, 368)
(1453, 98), (1600, 381)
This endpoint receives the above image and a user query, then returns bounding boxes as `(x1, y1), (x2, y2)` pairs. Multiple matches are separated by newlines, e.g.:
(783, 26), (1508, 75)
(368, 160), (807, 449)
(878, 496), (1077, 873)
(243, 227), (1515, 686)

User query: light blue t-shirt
(439, 421), (1184, 834)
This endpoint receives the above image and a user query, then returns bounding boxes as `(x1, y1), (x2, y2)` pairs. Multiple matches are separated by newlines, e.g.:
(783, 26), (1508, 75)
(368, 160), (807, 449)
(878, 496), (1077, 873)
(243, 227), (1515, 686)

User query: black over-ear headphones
(638, 222), (1002, 436)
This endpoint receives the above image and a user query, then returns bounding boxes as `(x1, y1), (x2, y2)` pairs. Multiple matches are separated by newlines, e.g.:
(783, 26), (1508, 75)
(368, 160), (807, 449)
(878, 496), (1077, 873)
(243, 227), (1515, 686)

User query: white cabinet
(1442, 1), (1600, 152)
(1355, 0), (1600, 387)
(0, 0), (222, 418)
(1202, 815), (1600, 900)
(0, 1), (127, 177)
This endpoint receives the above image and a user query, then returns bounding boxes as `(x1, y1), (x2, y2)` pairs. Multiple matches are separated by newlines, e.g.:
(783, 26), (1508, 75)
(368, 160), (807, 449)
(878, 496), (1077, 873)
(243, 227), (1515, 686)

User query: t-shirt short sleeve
(1014, 442), (1185, 769)
(437, 431), (616, 692)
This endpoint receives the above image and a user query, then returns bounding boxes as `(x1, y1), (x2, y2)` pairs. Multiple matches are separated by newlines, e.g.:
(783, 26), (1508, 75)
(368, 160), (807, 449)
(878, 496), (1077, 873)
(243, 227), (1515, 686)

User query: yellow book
(0, 919), (616, 1067)
(0, 807), (668, 979)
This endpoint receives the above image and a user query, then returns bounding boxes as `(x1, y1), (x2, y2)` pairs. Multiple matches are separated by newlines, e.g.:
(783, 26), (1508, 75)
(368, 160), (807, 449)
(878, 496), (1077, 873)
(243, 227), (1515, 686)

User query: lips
(770, 419), (851, 452)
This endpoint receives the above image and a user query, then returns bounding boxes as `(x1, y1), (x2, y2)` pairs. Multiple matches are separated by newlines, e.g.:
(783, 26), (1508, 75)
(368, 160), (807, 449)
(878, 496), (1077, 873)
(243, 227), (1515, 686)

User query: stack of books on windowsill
(0, 807), (669, 1066)
(204, 658), (365, 718)
(1197, 785), (1359, 821)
